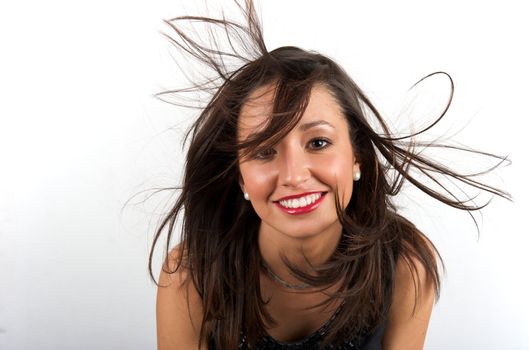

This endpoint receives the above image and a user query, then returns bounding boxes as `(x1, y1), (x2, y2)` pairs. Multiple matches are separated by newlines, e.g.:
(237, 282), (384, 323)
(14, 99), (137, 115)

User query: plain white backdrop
(1, 0), (527, 349)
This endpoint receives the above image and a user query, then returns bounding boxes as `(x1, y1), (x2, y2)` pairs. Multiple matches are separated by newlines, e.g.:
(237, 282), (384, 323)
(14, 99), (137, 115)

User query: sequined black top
(209, 306), (385, 350)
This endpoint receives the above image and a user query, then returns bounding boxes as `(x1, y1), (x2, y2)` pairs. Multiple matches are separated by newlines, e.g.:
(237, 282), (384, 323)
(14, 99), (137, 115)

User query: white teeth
(278, 193), (322, 209)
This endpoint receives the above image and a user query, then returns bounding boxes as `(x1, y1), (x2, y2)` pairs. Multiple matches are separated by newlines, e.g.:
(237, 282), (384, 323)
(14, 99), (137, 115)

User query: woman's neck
(257, 219), (343, 286)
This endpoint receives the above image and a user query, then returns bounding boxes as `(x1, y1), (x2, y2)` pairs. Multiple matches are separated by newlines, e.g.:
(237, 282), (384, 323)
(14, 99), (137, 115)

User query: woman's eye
(254, 148), (276, 159)
(308, 138), (330, 150)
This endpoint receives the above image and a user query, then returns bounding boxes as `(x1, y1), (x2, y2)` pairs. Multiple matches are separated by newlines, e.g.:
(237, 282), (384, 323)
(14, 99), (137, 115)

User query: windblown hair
(148, 1), (511, 348)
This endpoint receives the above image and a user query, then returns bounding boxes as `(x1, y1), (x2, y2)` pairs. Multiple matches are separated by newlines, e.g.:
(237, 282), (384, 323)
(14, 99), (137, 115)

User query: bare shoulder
(156, 244), (205, 350)
(382, 239), (437, 350)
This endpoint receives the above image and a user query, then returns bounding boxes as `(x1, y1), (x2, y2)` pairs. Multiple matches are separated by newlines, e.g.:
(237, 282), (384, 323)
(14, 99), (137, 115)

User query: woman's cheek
(315, 155), (354, 204)
(243, 162), (276, 200)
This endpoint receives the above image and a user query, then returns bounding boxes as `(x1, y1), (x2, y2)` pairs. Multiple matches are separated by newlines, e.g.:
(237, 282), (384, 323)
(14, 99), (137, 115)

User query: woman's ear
(353, 162), (362, 181)
(239, 174), (245, 192)
(239, 174), (250, 201)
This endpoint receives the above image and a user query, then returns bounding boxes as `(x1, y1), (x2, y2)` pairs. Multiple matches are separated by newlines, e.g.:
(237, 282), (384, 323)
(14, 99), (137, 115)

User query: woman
(151, 1), (510, 349)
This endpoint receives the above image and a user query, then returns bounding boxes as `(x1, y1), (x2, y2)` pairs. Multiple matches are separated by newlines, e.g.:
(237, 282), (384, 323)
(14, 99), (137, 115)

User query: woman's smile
(274, 191), (327, 215)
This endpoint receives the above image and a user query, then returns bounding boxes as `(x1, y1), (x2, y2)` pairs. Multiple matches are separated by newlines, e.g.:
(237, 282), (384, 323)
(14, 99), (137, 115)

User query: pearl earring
(353, 171), (361, 181)
(243, 192), (250, 200)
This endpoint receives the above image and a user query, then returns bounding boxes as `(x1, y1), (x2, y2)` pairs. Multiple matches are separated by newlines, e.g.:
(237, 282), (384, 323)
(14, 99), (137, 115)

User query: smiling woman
(238, 84), (357, 243)
(150, 1), (511, 349)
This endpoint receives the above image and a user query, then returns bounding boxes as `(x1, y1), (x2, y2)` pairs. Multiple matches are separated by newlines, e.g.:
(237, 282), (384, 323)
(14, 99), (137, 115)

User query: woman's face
(238, 84), (360, 239)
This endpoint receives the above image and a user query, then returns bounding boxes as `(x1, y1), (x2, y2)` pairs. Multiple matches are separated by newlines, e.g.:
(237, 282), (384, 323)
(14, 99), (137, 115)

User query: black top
(238, 321), (384, 350)
(209, 305), (385, 350)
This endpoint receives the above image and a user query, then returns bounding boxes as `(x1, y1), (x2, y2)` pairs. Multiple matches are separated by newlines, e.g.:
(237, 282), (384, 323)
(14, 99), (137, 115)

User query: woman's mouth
(274, 192), (327, 215)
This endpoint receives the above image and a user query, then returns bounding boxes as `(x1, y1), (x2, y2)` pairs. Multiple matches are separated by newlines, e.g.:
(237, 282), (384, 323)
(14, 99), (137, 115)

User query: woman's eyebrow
(299, 120), (335, 131)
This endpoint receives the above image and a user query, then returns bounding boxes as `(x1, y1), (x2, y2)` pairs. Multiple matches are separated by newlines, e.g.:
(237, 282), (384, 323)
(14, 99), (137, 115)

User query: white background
(1, 0), (528, 349)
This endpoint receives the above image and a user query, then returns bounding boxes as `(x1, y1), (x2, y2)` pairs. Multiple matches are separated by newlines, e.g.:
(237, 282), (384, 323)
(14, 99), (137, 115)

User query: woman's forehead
(238, 85), (276, 132)
(237, 84), (344, 138)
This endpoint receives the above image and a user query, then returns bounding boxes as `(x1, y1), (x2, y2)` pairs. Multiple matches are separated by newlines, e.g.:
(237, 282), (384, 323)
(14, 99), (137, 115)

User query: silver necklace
(260, 260), (312, 290)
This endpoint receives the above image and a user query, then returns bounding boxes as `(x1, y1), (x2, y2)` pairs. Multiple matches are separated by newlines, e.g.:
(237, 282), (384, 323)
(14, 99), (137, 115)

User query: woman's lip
(274, 192), (327, 215)
(274, 191), (326, 202)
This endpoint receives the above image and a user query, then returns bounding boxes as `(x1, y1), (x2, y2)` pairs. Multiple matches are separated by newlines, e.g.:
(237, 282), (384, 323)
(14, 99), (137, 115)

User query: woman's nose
(278, 147), (311, 187)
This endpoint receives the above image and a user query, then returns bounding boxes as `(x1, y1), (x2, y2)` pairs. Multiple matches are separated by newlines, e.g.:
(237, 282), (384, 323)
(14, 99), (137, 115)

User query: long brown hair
(148, 1), (511, 348)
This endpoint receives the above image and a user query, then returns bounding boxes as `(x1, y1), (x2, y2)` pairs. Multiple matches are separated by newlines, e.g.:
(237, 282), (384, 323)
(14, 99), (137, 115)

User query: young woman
(151, 1), (510, 349)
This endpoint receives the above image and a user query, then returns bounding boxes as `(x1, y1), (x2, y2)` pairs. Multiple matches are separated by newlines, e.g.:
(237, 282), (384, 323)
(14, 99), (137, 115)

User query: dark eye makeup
(308, 137), (331, 150)
(252, 137), (332, 160)
(253, 148), (276, 160)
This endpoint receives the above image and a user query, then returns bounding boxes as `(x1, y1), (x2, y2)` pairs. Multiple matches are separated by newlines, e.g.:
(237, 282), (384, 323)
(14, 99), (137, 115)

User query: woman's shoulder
(382, 231), (438, 350)
(156, 244), (206, 350)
